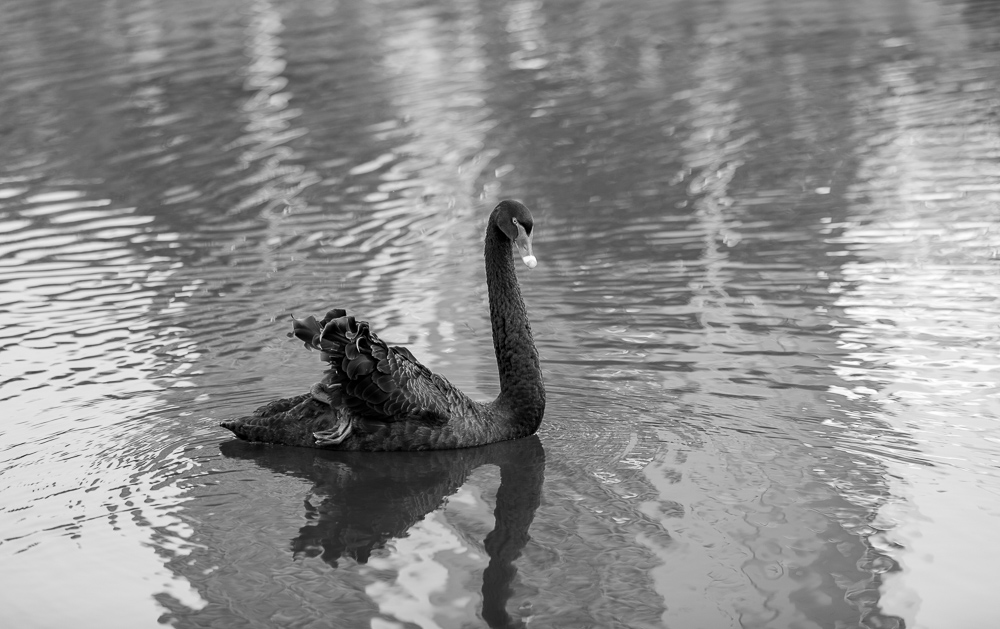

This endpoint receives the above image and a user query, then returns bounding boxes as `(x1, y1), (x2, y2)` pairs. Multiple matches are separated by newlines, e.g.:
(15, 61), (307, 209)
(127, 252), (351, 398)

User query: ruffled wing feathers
(289, 309), (453, 426)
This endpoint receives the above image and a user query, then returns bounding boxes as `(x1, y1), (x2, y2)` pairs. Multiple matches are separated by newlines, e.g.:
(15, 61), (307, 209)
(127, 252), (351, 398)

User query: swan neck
(485, 220), (545, 429)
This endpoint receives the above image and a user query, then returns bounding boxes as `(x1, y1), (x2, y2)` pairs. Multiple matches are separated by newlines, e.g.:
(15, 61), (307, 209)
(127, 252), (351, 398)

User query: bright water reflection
(1, 0), (999, 627)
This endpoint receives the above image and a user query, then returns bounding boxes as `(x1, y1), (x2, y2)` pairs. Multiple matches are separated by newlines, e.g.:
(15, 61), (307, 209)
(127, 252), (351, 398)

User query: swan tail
(221, 394), (339, 447)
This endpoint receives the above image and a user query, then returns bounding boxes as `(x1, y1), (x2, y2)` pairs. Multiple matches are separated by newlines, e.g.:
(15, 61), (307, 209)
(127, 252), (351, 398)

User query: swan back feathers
(292, 309), (456, 426)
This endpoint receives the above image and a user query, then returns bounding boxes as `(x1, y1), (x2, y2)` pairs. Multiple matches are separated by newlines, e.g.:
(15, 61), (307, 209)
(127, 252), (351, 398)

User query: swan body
(221, 200), (545, 451)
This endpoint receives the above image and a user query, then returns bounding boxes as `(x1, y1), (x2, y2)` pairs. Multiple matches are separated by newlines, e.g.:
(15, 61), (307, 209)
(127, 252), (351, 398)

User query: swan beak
(514, 223), (537, 269)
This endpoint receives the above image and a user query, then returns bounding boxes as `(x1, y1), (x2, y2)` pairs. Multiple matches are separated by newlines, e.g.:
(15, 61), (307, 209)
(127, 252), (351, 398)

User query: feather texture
(291, 309), (454, 426)
(222, 200), (545, 451)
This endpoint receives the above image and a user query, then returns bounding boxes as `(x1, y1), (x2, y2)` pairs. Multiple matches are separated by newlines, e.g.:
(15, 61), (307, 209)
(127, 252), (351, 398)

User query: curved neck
(484, 219), (545, 431)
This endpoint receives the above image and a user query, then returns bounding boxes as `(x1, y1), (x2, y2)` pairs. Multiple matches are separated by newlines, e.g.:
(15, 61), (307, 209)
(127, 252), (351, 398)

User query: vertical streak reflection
(836, 15), (1000, 625)
(232, 0), (316, 218)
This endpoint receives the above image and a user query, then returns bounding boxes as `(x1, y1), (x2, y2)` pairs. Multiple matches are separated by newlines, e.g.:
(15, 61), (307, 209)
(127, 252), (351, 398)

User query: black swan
(221, 200), (545, 451)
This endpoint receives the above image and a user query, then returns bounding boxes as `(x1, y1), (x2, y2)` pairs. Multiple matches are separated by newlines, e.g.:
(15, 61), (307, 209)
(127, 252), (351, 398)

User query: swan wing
(291, 309), (455, 426)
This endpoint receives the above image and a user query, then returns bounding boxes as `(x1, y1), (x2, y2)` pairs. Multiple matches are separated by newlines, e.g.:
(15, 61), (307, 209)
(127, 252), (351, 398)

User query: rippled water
(2, 0), (999, 627)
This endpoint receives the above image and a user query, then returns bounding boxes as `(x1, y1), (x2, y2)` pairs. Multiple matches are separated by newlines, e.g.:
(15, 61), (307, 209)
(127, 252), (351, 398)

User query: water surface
(2, 0), (999, 627)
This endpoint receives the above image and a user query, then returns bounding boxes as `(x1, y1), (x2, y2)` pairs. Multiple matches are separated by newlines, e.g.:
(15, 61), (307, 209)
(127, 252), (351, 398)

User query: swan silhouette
(222, 200), (544, 451)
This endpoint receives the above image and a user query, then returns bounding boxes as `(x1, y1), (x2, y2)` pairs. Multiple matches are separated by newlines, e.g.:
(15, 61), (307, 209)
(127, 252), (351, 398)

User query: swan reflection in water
(218, 435), (545, 628)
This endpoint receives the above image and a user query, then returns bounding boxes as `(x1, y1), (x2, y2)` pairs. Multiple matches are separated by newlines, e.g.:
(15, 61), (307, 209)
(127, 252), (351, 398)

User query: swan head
(494, 200), (537, 269)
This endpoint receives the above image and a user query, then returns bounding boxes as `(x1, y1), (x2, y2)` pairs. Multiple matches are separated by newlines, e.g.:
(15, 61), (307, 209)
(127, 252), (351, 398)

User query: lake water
(2, 0), (999, 627)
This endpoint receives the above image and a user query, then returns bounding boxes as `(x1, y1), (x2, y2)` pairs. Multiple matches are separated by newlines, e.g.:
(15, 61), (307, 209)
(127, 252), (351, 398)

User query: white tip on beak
(513, 220), (537, 269)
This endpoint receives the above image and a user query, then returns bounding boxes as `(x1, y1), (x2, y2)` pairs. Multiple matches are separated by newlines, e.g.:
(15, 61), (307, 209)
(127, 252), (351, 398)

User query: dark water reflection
(2, 0), (999, 627)
(201, 437), (544, 628)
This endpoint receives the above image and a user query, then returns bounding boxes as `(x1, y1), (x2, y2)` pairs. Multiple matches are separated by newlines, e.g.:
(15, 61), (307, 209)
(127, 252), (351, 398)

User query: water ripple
(3, 0), (1000, 627)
